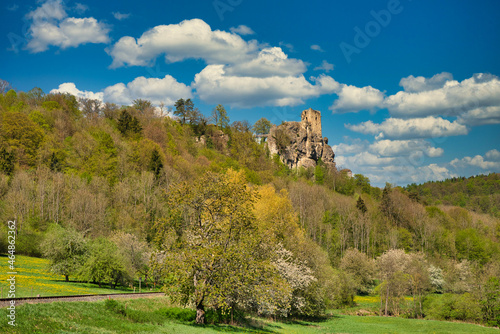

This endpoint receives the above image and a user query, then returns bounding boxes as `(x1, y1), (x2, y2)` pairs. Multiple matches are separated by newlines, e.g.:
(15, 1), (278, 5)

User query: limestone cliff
(267, 108), (335, 169)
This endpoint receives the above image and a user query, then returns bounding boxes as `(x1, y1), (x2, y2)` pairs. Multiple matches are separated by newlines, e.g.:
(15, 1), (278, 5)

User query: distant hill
(405, 173), (500, 217)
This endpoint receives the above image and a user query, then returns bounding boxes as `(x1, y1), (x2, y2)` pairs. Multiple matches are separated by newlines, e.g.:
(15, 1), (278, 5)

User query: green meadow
(0, 255), (157, 298)
(1, 296), (499, 334)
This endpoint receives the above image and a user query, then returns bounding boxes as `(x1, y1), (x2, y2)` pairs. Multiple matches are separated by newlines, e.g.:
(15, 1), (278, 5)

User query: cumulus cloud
(330, 84), (385, 113)
(107, 18), (260, 68)
(230, 25), (255, 35)
(399, 72), (453, 92)
(451, 154), (500, 171)
(385, 73), (500, 118)
(485, 149), (500, 161)
(51, 82), (103, 101)
(369, 139), (443, 158)
(26, 0), (110, 53)
(193, 65), (337, 108)
(457, 106), (500, 126)
(314, 60), (334, 73)
(51, 76), (192, 107)
(103, 75), (192, 106)
(346, 116), (468, 139)
(112, 12), (131, 20)
(331, 140), (368, 155)
(224, 47), (307, 78)
(310, 44), (324, 52)
(335, 150), (456, 186)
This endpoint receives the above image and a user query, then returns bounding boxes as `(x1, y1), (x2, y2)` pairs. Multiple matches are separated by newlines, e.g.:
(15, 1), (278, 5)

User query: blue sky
(1, 0), (500, 186)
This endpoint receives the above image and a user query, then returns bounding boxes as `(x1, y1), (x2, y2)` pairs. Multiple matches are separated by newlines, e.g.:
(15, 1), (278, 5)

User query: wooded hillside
(0, 85), (499, 326)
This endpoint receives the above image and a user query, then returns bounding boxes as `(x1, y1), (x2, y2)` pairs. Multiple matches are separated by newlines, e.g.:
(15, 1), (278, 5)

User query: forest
(0, 82), (499, 327)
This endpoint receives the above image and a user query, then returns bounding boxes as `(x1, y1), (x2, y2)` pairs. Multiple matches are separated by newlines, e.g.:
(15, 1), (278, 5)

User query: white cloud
(335, 152), (456, 186)
(330, 84), (385, 113)
(107, 18), (259, 68)
(485, 149), (500, 161)
(331, 140), (368, 155)
(457, 106), (500, 126)
(451, 155), (500, 171)
(230, 25), (255, 35)
(50, 82), (104, 101)
(26, 0), (110, 53)
(314, 60), (334, 73)
(310, 44), (324, 52)
(112, 12), (131, 20)
(385, 73), (500, 118)
(224, 47), (307, 78)
(51, 76), (192, 107)
(399, 72), (453, 92)
(369, 139), (443, 158)
(193, 65), (336, 108)
(346, 116), (468, 139)
(336, 152), (396, 167)
(104, 75), (192, 106)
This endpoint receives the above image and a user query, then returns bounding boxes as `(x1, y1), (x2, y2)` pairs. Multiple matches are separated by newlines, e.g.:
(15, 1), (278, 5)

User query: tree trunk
(385, 285), (389, 316)
(196, 299), (205, 324)
(65, 275), (69, 282)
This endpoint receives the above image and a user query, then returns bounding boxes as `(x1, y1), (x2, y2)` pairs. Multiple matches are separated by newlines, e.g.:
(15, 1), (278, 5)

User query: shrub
(104, 299), (126, 316)
(157, 307), (196, 322)
(424, 293), (482, 323)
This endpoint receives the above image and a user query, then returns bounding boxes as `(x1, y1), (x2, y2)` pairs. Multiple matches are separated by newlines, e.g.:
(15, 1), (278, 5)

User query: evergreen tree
(148, 148), (163, 179)
(117, 110), (142, 136)
(356, 196), (368, 214)
(49, 152), (62, 172)
(0, 147), (15, 175)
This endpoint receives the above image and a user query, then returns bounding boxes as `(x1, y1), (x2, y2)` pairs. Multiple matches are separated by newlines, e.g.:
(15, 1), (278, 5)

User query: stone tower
(301, 108), (322, 138)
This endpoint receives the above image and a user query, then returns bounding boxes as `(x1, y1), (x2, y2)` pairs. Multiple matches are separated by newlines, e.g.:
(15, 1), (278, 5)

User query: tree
(133, 99), (154, 113)
(377, 249), (411, 316)
(0, 147), (15, 175)
(212, 104), (230, 130)
(41, 225), (87, 282)
(252, 118), (272, 136)
(174, 98), (197, 124)
(148, 148), (163, 179)
(314, 161), (325, 185)
(340, 248), (376, 295)
(0, 79), (11, 94)
(155, 170), (286, 324)
(482, 276), (500, 327)
(78, 238), (130, 288)
(80, 98), (102, 119)
(0, 111), (44, 166)
(110, 232), (150, 279)
(356, 196), (368, 214)
(117, 109), (142, 136)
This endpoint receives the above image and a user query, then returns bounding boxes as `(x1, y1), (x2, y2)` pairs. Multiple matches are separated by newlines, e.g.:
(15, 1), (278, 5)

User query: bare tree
(0, 79), (11, 94)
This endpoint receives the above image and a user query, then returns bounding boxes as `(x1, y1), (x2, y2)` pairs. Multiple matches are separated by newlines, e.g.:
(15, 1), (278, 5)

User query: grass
(0, 254), (159, 298)
(1, 296), (499, 334)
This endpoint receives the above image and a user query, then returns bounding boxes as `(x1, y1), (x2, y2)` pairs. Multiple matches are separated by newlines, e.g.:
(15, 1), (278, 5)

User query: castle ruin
(267, 108), (335, 170)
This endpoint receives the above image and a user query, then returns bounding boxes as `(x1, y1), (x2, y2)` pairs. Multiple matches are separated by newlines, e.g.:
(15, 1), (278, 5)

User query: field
(1, 296), (499, 333)
(0, 255), (156, 298)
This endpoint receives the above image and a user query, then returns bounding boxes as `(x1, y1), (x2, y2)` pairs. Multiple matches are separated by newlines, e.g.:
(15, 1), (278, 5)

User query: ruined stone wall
(301, 108), (322, 138)
(267, 108), (335, 170)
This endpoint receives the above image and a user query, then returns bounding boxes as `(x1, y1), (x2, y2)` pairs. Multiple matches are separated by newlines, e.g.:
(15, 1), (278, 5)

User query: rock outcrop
(267, 108), (335, 169)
